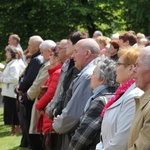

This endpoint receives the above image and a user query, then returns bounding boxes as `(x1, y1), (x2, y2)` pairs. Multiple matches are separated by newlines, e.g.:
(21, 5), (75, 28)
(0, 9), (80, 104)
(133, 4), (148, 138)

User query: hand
(14, 85), (21, 94)
(18, 95), (24, 104)
(39, 110), (45, 115)
(53, 115), (59, 122)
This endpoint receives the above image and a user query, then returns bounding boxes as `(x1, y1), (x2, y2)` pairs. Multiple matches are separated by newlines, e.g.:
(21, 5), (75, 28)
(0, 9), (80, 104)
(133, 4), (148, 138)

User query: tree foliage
(123, 0), (150, 35)
(0, 0), (149, 61)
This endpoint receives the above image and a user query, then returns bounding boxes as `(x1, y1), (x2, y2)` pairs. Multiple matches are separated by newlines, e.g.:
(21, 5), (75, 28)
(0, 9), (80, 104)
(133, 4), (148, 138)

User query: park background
(0, 0), (150, 61)
(0, 0), (150, 149)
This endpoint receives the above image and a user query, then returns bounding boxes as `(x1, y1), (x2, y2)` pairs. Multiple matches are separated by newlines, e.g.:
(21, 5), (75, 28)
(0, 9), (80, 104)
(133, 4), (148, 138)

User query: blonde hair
(96, 36), (110, 46)
(118, 47), (142, 67)
(15, 48), (22, 59)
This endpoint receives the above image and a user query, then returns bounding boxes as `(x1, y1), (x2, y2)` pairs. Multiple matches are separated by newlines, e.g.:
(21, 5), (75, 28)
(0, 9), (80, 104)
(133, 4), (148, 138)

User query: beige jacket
(27, 61), (50, 100)
(128, 89), (150, 150)
(28, 61), (50, 134)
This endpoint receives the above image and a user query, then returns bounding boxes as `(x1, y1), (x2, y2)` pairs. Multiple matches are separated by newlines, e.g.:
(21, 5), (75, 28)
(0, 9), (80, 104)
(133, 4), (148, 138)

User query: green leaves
(0, 0), (149, 61)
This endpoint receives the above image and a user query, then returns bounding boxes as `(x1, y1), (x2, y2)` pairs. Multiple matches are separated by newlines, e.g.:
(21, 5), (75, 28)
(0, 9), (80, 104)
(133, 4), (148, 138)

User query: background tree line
(0, 0), (149, 61)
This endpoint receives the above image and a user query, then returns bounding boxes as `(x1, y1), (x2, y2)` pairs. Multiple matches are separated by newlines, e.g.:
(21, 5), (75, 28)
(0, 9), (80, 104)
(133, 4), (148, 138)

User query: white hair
(140, 38), (148, 45)
(39, 40), (56, 50)
(111, 33), (119, 40)
(93, 56), (117, 87)
(30, 35), (44, 46)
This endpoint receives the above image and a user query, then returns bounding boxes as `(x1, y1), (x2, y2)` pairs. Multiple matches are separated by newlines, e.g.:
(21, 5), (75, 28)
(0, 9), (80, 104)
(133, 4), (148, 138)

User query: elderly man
(45, 39), (69, 117)
(8, 34), (25, 62)
(16, 35), (44, 149)
(53, 38), (100, 149)
(26, 40), (56, 150)
(128, 46), (150, 150)
(93, 30), (103, 39)
(51, 31), (87, 118)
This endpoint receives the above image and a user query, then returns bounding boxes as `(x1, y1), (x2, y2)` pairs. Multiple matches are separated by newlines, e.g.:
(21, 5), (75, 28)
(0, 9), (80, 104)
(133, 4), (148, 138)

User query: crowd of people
(0, 30), (150, 150)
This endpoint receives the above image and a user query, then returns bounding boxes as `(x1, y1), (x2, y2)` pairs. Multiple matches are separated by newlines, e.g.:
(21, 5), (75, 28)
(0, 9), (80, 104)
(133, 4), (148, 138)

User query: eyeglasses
(116, 62), (126, 67)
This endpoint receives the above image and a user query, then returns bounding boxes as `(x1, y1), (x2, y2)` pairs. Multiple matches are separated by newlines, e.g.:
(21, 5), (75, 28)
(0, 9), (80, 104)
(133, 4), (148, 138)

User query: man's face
(56, 41), (67, 63)
(40, 48), (52, 61)
(134, 53), (150, 91)
(28, 39), (38, 54)
(8, 36), (17, 46)
(72, 42), (86, 71)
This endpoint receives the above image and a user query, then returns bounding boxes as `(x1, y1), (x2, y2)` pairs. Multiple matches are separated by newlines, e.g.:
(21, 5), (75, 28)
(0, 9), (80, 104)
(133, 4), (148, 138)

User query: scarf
(84, 85), (108, 112)
(101, 79), (135, 117)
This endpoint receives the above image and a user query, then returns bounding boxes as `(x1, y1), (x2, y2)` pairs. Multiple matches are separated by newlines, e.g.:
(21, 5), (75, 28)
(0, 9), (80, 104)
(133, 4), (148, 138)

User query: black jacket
(53, 59), (80, 117)
(19, 51), (44, 92)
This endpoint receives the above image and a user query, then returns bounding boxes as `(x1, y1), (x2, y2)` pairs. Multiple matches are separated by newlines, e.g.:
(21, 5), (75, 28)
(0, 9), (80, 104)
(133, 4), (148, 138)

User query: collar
(78, 60), (95, 76)
(93, 85), (108, 95)
(48, 63), (62, 75)
(138, 89), (150, 110)
(31, 50), (41, 59)
(108, 82), (136, 109)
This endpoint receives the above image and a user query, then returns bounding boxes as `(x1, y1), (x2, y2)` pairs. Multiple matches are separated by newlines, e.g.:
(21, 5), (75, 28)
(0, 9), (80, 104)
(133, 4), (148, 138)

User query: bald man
(53, 38), (100, 149)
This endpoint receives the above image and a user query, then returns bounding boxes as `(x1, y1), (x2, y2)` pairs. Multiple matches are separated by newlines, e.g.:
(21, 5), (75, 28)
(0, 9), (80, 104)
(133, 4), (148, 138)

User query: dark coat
(19, 51), (44, 92)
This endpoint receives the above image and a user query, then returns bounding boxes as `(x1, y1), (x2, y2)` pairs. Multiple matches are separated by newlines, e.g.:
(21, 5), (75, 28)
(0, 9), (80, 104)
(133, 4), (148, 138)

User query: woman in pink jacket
(35, 46), (62, 149)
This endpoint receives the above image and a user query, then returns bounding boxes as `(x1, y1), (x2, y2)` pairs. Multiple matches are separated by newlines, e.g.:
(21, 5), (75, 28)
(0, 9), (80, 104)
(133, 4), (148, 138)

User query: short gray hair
(94, 56), (117, 87)
(30, 35), (43, 46)
(94, 30), (103, 36)
(39, 40), (56, 50)
(82, 38), (100, 54)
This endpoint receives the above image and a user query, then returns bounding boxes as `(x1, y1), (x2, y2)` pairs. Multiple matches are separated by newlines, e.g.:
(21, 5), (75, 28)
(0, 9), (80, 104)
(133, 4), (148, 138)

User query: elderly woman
(0, 45), (21, 135)
(35, 46), (62, 150)
(96, 47), (144, 150)
(68, 56), (117, 150)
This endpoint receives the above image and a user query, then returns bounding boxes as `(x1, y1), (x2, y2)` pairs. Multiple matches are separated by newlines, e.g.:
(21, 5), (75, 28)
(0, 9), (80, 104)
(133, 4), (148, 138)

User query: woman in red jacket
(35, 46), (62, 149)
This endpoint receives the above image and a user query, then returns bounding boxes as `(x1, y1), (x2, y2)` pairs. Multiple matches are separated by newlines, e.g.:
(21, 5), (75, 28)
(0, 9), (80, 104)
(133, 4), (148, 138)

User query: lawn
(0, 109), (25, 150)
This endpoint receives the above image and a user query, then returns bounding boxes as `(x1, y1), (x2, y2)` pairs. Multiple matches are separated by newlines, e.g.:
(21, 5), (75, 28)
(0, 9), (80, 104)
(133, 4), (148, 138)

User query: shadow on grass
(9, 146), (27, 150)
(0, 131), (11, 137)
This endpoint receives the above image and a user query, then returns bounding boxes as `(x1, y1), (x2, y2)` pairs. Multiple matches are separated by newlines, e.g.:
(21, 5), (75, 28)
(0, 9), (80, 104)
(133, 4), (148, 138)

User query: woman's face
(116, 55), (131, 84)
(90, 67), (103, 89)
(49, 52), (59, 67)
(109, 44), (117, 55)
(5, 51), (12, 61)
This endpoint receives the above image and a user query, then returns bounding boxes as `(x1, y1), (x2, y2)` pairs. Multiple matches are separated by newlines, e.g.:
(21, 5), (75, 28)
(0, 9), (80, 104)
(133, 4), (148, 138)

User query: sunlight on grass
(0, 109), (25, 150)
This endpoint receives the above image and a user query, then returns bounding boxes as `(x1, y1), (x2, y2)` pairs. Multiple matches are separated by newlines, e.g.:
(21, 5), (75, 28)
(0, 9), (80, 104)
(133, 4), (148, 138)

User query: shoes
(8, 125), (22, 136)
(8, 131), (15, 136)
(8, 126), (15, 136)
(15, 125), (22, 135)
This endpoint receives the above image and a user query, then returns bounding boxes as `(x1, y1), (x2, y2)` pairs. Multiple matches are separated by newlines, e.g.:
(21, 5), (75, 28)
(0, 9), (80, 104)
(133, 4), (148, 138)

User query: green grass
(0, 109), (26, 150)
